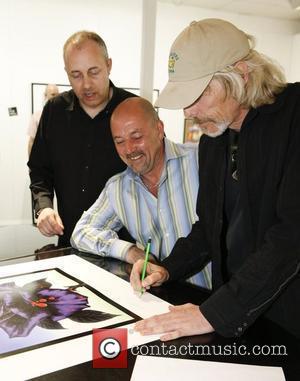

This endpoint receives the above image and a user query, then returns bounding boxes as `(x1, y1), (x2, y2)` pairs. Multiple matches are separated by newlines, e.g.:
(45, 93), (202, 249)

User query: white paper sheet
(0, 255), (170, 380)
(130, 356), (285, 381)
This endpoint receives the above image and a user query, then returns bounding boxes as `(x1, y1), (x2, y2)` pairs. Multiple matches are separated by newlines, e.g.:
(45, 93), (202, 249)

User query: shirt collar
(242, 83), (292, 125)
(164, 138), (190, 162)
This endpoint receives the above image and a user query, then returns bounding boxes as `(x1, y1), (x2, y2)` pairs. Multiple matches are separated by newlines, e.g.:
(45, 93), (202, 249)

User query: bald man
(71, 97), (211, 289)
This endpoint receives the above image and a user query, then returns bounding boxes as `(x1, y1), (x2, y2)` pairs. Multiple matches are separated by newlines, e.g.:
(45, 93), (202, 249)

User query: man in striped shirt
(71, 97), (211, 289)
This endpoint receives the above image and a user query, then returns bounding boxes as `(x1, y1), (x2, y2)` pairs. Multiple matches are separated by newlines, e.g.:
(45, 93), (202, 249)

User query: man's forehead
(113, 121), (142, 133)
(67, 39), (97, 52)
(65, 41), (107, 64)
(69, 65), (100, 72)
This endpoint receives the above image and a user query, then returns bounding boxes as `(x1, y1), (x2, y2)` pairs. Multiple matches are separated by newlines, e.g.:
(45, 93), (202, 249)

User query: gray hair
(63, 30), (109, 61)
(213, 35), (287, 108)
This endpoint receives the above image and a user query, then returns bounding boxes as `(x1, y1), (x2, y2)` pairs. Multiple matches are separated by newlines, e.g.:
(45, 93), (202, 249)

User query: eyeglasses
(230, 144), (238, 181)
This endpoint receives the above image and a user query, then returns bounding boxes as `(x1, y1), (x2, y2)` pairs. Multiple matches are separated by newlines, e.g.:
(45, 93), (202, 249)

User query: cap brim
(155, 74), (213, 109)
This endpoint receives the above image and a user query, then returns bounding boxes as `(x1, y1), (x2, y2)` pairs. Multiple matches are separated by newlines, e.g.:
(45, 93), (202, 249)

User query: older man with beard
(131, 19), (300, 341)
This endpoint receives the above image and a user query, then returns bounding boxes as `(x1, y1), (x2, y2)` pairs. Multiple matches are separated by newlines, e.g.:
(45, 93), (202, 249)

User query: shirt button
(237, 327), (243, 333)
(82, 188), (85, 192)
(85, 165), (89, 170)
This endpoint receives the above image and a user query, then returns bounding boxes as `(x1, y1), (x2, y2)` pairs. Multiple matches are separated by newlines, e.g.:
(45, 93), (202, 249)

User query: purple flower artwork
(0, 268), (138, 357)
(0, 279), (116, 339)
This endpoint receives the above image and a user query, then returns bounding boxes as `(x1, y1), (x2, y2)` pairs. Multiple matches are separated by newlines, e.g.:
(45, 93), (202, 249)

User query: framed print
(31, 84), (159, 114)
(31, 82), (71, 113)
(0, 267), (139, 358)
(0, 255), (171, 379)
(183, 118), (202, 143)
(122, 87), (159, 111)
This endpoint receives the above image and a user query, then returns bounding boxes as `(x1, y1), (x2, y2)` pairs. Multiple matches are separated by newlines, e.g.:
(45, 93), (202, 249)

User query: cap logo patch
(168, 52), (179, 73)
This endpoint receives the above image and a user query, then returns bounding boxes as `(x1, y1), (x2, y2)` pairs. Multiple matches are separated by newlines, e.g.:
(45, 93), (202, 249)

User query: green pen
(140, 238), (151, 295)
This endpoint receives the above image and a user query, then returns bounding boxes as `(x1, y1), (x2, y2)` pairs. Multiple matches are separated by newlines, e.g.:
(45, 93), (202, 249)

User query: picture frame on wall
(31, 83), (71, 113)
(31, 85), (160, 113)
(122, 87), (160, 106)
(183, 118), (202, 143)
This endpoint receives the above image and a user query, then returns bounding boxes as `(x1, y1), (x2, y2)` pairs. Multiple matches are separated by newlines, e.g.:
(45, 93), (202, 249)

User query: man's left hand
(134, 303), (214, 341)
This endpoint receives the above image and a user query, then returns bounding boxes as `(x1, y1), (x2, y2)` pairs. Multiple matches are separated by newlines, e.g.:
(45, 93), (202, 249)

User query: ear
(157, 119), (165, 139)
(234, 61), (249, 83)
(107, 58), (112, 74)
(64, 67), (71, 81)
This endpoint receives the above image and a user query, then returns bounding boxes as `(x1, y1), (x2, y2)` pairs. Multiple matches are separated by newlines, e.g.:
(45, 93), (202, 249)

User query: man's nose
(125, 140), (135, 155)
(184, 105), (194, 118)
(82, 75), (92, 89)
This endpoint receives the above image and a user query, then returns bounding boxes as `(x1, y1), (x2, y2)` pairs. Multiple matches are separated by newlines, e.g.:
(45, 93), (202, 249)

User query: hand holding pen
(130, 238), (169, 293)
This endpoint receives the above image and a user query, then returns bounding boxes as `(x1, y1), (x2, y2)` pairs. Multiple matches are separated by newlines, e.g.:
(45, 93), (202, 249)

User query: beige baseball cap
(155, 19), (250, 109)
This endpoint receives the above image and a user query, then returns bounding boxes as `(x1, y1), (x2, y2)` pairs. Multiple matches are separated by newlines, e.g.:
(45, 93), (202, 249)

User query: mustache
(126, 151), (144, 160)
(192, 117), (217, 125)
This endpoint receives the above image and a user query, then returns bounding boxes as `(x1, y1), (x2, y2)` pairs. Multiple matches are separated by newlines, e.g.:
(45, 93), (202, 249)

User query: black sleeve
(162, 221), (210, 281)
(27, 102), (54, 215)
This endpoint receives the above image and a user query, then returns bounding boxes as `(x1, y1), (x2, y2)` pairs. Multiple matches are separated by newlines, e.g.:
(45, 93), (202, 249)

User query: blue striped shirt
(71, 139), (211, 289)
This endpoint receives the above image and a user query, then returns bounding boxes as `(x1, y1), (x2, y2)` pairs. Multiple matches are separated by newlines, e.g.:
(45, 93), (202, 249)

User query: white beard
(205, 122), (229, 138)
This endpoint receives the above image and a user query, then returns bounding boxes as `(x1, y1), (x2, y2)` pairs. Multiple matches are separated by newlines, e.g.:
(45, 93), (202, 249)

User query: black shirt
(28, 82), (136, 246)
(223, 129), (248, 277)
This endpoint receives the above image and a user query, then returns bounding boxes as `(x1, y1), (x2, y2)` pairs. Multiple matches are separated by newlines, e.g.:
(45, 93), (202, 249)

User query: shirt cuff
(109, 239), (135, 261)
(35, 197), (53, 214)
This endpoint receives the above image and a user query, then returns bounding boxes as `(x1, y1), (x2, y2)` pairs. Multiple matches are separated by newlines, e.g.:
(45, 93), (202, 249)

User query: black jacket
(28, 82), (135, 246)
(163, 83), (300, 338)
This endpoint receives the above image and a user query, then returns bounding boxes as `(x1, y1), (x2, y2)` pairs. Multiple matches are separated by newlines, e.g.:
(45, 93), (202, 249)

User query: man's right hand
(37, 208), (64, 237)
(130, 259), (169, 292)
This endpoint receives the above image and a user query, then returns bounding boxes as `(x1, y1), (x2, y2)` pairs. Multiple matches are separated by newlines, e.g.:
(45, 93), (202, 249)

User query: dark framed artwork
(31, 83), (159, 114)
(122, 87), (159, 110)
(183, 118), (203, 143)
(31, 82), (71, 113)
(0, 267), (139, 358)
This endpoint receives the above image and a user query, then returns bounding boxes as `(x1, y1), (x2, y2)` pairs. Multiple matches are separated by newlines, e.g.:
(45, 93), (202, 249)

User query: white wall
(0, 0), (300, 229)
(0, 0), (142, 227)
(290, 33), (300, 81)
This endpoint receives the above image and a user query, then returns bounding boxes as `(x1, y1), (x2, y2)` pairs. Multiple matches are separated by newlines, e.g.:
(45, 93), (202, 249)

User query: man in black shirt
(28, 31), (135, 247)
(131, 19), (300, 340)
